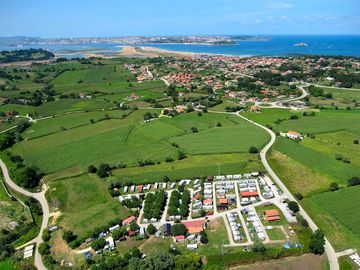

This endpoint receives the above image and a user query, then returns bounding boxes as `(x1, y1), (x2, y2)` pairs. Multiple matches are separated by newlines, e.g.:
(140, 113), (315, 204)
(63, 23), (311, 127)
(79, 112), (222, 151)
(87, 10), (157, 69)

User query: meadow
(302, 186), (360, 251)
(11, 110), (268, 175)
(47, 173), (128, 237)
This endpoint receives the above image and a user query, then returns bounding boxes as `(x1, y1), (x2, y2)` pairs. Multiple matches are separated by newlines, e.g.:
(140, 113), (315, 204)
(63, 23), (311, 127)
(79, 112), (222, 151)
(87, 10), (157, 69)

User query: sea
(1, 35), (360, 58)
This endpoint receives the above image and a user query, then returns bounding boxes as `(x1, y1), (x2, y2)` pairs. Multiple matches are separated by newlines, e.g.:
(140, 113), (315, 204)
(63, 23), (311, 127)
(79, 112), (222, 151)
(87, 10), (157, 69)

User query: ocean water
(1, 35), (360, 58)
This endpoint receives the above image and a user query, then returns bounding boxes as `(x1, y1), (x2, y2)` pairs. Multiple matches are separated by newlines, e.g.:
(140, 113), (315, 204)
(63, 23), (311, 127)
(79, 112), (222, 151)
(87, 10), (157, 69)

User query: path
(0, 159), (49, 270)
(236, 112), (339, 270)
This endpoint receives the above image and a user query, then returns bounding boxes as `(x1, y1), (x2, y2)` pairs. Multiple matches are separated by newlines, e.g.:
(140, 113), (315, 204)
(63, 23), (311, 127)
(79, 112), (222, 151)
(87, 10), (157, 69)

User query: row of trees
(143, 190), (167, 220)
(167, 189), (191, 218)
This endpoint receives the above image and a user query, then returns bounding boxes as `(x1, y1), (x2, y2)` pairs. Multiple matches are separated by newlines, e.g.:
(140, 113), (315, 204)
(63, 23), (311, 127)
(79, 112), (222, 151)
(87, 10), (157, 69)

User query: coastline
(118, 45), (249, 58)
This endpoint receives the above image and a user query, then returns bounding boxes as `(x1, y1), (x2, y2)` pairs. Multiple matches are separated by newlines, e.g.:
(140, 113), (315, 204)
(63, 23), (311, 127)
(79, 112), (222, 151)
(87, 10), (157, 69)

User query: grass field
(302, 187), (360, 251)
(242, 108), (302, 128)
(266, 227), (286, 241)
(47, 173), (128, 237)
(276, 109), (360, 135)
(12, 111), (268, 175)
(273, 137), (360, 184)
(112, 153), (263, 183)
(268, 150), (331, 196)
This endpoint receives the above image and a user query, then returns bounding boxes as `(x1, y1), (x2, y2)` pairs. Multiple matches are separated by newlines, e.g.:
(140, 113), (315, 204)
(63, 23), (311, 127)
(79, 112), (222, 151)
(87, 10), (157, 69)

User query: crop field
(276, 110), (360, 135)
(310, 86), (360, 108)
(302, 186), (360, 251)
(274, 137), (360, 184)
(11, 110), (268, 175)
(47, 173), (128, 237)
(23, 110), (132, 139)
(172, 124), (269, 155)
(242, 108), (302, 127)
(112, 153), (263, 183)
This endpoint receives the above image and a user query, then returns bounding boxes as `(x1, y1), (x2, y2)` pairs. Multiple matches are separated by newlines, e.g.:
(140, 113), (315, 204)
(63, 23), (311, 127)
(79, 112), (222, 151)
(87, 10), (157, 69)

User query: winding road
(0, 159), (49, 270)
(236, 112), (339, 270)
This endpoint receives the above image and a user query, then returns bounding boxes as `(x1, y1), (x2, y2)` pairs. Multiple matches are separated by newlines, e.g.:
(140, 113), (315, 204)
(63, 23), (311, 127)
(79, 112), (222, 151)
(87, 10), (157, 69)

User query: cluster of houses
(124, 64), (153, 83)
(242, 208), (266, 240)
(120, 181), (176, 196)
(259, 177), (275, 199)
(161, 219), (206, 250)
(239, 180), (259, 206)
(226, 212), (245, 242)
(192, 181), (214, 216)
(215, 182), (236, 210)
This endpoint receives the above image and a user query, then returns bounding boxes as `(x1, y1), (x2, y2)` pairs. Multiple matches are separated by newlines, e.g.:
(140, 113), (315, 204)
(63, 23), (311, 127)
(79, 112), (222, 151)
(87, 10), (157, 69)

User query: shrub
(62, 230), (77, 243)
(309, 230), (325, 255)
(328, 182), (339, 191)
(200, 231), (208, 244)
(97, 163), (111, 178)
(191, 127), (198, 133)
(178, 150), (186, 160)
(354, 139), (359, 145)
(348, 176), (360, 186)
(248, 146), (259, 154)
(91, 238), (106, 251)
(290, 115), (299, 120)
(294, 193), (303, 200)
(171, 224), (187, 236)
(88, 165), (97, 174)
(287, 201), (300, 213)
(147, 224), (157, 235)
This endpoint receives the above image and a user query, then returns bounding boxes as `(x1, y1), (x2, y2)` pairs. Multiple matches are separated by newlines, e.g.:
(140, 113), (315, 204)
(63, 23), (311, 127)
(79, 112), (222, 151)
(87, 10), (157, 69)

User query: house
(219, 198), (228, 205)
(163, 223), (171, 237)
(250, 105), (261, 112)
(241, 191), (258, 198)
(182, 220), (206, 234)
(228, 91), (237, 98)
(122, 216), (136, 226)
(264, 209), (280, 222)
(174, 235), (185, 243)
(137, 185), (143, 193)
(203, 198), (213, 205)
(286, 131), (303, 140)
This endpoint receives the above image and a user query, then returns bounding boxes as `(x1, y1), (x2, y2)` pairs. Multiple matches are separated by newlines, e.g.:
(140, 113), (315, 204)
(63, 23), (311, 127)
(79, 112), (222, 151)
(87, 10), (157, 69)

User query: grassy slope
(47, 173), (128, 237)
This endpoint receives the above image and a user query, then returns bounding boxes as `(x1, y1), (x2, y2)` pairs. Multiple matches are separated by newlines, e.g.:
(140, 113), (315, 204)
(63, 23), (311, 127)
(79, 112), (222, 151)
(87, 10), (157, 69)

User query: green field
(302, 186), (360, 251)
(47, 173), (128, 237)
(11, 111), (268, 175)
(242, 108), (302, 127)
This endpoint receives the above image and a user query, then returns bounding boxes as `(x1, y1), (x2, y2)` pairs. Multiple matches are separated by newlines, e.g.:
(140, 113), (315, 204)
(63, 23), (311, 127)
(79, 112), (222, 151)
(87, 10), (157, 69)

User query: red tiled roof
(241, 191), (258, 197)
(122, 216), (136, 225)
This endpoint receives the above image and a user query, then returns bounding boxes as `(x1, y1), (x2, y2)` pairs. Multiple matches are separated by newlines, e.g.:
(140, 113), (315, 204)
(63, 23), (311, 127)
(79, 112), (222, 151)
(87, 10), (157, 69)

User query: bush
(290, 115), (299, 120)
(171, 224), (187, 236)
(97, 163), (110, 178)
(296, 213), (309, 227)
(216, 122), (222, 127)
(348, 176), (360, 186)
(38, 243), (50, 255)
(287, 201), (300, 213)
(62, 230), (77, 243)
(294, 193), (303, 200)
(329, 182), (339, 191)
(309, 230), (325, 255)
(147, 224), (157, 235)
(248, 146), (259, 154)
(191, 127), (198, 133)
(88, 165), (97, 174)
(200, 231), (208, 244)
(130, 221), (140, 232)
(178, 150), (186, 160)
(91, 238), (106, 251)
(165, 156), (174, 163)
(42, 229), (51, 242)
(354, 139), (359, 145)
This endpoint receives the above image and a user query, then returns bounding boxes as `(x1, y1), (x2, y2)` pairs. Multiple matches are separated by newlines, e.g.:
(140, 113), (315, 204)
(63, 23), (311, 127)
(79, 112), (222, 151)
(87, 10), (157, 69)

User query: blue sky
(0, 0), (359, 37)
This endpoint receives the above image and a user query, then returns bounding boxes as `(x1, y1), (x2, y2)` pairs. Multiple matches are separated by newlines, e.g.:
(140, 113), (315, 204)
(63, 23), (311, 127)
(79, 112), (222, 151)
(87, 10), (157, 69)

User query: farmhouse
(264, 209), (281, 222)
(286, 130), (303, 140)
(182, 219), (206, 234)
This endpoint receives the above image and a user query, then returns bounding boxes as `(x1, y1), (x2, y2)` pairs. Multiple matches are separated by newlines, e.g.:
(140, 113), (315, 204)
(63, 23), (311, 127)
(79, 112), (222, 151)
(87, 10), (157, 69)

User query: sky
(0, 0), (360, 37)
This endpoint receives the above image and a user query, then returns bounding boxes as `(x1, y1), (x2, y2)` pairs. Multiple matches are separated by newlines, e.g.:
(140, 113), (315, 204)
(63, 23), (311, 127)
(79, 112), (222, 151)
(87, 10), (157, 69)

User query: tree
(287, 201), (300, 213)
(42, 229), (51, 242)
(329, 182), (339, 191)
(175, 254), (202, 270)
(248, 146), (259, 154)
(252, 238), (266, 253)
(190, 127), (198, 133)
(112, 227), (127, 240)
(348, 176), (360, 186)
(97, 163), (110, 178)
(309, 230), (325, 255)
(171, 224), (187, 236)
(14, 166), (41, 188)
(38, 243), (50, 255)
(178, 150), (186, 160)
(147, 224), (157, 235)
(62, 230), (77, 244)
(296, 213), (309, 227)
(216, 122), (222, 127)
(200, 231), (208, 244)
(0, 133), (15, 150)
(91, 238), (106, 251)
(179, 204), (189, 218)
(290, 115), (299, 120)
(294, 193), (303, 200)
(130, 221), (140, 232)
(88, 165), (97, 174)
(354, 139), (359, 145)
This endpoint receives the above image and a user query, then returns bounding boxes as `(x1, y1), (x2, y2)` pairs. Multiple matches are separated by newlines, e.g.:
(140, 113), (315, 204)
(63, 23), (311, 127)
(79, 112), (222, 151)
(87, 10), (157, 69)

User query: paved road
(237, 112), (339, 270)
(0, 159), (49, 270)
